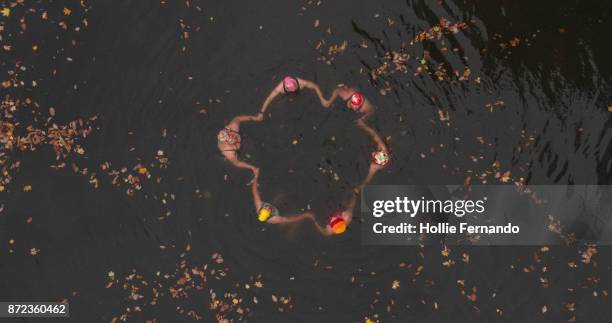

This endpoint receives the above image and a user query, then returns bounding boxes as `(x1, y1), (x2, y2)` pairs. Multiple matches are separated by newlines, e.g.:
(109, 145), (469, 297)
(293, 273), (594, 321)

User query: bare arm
(340, 187), (361, 227)
(356, 119), (387, 151)
(260, 83), (283, 114)
(251, 181), (263, 211)
(230, 113), (264, 125)
(346, 164), (384, 225)
(346, 189), (359, 212)
(299, 79), (327, 107)
(322, 88), (340, 108)
(356, 109), (374, 122)
(312, 219), (334, 236)
(268, 212), (314, 224)
(363, 163), (383, 187)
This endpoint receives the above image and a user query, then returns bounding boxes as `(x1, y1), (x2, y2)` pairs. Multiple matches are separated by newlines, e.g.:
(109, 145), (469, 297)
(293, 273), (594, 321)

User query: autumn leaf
(500, 171), (511, 182)
(63, 7), (71, 16)
(1, 8), (9, 17)
(391, 280), (400, 289)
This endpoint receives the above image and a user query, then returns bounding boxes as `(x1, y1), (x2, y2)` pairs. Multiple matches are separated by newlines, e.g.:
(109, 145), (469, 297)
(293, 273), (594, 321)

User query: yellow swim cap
(258, 207), (271, 222)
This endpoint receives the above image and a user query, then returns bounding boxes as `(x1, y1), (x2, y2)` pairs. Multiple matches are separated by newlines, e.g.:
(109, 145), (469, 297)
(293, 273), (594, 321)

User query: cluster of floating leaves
(0, 1), (95, 193)
(92, 149), (170, 196)
(367, 18), (472, 85)
(0, 113), (94, 192)
(316, 37), (348, 65)
(0, 1), (173, 198)
(108, 247), (294, 322)
(491, 31), (540, 60)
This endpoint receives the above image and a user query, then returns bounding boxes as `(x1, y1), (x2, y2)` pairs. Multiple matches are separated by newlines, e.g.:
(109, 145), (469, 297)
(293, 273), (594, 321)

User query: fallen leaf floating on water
(391, 280), (400, 289)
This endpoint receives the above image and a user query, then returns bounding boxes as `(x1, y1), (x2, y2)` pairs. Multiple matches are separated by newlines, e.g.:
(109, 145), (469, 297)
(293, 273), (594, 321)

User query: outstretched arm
(346, 189), (359, 212)
(363, 163), (383, 187)
(228, 158), (260, 185)
(250, 181), (263, 211)
(356, 119), (387, 151)
(268, 212), (314, 224)
(230, 113), (264, 125)
(357, 108), (374, 122)
(268, 212), (334, 235)
(260, 83), (283, 114)
(311, 219), (334, 236)
(299, 79), (327, 107)
(322, 88), (340, 108)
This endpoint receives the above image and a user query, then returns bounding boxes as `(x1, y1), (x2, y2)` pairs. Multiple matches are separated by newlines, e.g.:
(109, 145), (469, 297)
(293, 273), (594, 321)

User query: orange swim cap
(329, 215), (346, 234)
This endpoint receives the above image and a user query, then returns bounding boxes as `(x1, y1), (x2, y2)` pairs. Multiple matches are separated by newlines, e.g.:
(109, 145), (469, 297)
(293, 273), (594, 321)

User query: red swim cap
(348, 91), (364, 110)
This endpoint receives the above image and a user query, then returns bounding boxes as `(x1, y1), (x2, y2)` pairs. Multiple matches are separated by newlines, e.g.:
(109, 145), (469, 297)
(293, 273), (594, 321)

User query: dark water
(1, 0), (611, 322)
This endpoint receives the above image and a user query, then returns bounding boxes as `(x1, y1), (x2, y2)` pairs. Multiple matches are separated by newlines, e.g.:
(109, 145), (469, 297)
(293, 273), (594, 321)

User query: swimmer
(311, 149), (390, 236)
(322, 86), (385, 148)
(218, 113), (263, 184)
(251, 179), (316, 225)
(322, 85), (375, 121)
(260, 76), (327, 114)
(312, 189), (359, 236)
(363, 149), (391, 187)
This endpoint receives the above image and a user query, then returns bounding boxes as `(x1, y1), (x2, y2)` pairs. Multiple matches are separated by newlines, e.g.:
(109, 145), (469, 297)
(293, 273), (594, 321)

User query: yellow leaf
(391, 280), (400, 289)
(1, 8), (9, 17)
(23, 185), (32, 192)
(500, 171), (511, 183)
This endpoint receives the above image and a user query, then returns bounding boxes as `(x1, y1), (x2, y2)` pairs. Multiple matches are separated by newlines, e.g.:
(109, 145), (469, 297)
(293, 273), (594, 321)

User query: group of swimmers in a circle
(217, 76), (390, 236)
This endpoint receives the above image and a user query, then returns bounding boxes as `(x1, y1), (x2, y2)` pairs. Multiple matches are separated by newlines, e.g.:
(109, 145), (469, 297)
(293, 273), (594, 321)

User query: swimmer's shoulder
(273, 81), (284, 93)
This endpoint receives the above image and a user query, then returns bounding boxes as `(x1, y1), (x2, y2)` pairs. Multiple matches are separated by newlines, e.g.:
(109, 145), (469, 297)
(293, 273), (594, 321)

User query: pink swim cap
(283, 76), (299, 93)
